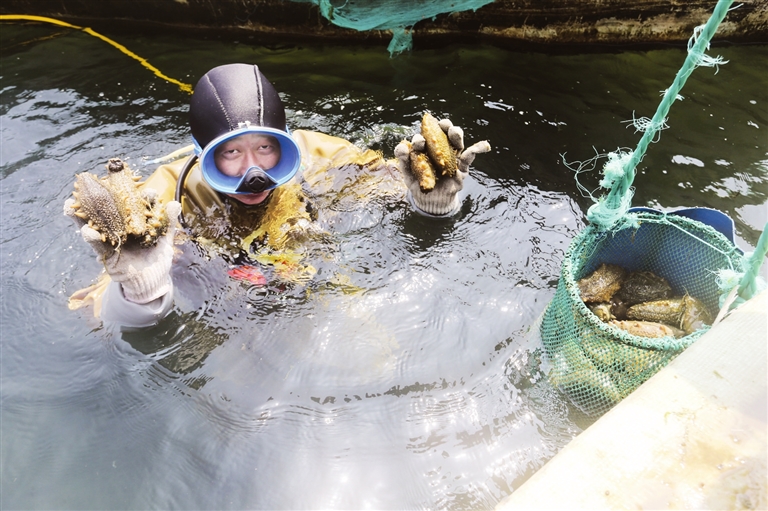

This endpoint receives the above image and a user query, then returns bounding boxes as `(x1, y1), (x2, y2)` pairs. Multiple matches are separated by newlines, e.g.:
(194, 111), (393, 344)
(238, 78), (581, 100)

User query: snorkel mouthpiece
(237, 166), (278, 194)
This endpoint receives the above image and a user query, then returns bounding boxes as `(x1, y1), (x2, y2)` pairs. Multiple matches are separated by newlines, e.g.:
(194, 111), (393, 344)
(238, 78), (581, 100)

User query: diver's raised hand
(64, 158), (182, 304)
(395, 113), (490, 216)
(65, 197), (181, 304)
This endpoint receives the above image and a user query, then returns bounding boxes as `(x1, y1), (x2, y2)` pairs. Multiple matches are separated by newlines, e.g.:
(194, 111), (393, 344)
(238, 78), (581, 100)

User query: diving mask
(195, 125), (301, 195)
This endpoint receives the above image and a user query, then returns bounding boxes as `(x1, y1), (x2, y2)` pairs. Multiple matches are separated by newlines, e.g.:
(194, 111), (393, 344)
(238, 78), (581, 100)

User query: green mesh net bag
(539, 0), (764, 417)
(541, 211), (744, 417)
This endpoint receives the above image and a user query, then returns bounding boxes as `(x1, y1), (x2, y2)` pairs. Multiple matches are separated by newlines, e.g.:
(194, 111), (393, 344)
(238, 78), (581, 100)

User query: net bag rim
(560, 211), (740, 352)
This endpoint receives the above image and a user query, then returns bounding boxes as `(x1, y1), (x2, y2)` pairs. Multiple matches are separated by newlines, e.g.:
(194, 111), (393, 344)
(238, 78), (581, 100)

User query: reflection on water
(1, 23), (766, 509)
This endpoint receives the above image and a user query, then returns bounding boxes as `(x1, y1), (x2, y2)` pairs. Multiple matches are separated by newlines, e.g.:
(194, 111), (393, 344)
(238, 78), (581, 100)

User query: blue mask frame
(195, 126), (301, 195)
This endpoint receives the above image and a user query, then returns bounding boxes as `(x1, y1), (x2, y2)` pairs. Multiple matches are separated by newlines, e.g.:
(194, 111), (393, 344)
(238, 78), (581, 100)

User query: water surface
(1, 24), (766, 510)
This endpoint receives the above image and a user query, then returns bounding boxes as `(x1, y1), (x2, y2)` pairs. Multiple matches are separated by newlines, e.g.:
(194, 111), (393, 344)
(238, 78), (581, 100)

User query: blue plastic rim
(628, 206), (740, 250)
(195, 126), (301, 195)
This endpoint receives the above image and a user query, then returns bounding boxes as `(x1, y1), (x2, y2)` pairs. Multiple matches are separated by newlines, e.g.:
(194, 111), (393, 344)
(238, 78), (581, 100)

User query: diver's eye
(220, 148), (241, 158)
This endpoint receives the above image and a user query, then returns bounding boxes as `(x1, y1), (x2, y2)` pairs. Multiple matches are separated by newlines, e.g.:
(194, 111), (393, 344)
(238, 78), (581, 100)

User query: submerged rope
(0, 14), (193, 94)
(584, 0), (735, 231)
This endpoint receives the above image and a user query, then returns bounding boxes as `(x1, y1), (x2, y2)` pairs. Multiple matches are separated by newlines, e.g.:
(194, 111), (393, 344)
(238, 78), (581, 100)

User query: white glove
(65, 198), (181, 304)
(395, 117), (491, 216)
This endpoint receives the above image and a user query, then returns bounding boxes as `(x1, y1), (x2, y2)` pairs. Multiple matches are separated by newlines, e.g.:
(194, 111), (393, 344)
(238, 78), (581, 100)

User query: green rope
(737, 222), (768, 302)
(587, 0), (735, 231)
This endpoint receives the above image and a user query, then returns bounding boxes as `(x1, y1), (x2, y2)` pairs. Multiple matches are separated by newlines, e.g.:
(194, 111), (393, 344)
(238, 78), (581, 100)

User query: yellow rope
(1, 14), (193, 94)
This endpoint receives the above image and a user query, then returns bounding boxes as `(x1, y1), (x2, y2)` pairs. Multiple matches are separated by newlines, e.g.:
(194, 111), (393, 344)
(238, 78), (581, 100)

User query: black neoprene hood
(189, 63), (288, 149)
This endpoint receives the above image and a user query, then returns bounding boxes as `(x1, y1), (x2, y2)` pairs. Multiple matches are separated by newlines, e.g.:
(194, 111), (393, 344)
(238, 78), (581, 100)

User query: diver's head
(190, 63), (301, 204)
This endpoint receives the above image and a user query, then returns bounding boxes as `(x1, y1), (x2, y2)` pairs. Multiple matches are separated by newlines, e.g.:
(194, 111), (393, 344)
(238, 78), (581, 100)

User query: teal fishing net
(540, 0), (767, 417)
(289, 0), (494, 55)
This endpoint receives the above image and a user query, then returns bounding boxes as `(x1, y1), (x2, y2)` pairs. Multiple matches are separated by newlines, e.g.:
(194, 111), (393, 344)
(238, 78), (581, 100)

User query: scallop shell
(69, 158), (168, 248)
(421, 112), (458, 177)
(409, 149), (437, 193)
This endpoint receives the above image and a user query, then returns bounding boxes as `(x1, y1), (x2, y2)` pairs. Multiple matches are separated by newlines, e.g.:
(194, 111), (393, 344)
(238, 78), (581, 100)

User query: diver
(64, 63), (491, 328)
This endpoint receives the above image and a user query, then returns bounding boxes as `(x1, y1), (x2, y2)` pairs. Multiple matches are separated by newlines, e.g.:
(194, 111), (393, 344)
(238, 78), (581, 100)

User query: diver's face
(214, 133), (281, 205)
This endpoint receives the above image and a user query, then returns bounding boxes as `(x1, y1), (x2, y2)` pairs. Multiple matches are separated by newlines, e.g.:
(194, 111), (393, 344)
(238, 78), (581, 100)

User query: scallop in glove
(64, 158), (181, 304)
(395, 112), (491, 216)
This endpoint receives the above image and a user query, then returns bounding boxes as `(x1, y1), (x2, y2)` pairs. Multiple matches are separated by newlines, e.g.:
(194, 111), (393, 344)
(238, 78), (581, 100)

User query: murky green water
(1, 23), (766, 510)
